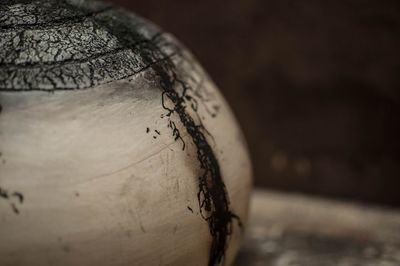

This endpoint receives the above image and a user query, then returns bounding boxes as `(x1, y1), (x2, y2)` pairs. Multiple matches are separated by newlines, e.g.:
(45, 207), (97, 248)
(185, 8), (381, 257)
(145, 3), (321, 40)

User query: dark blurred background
(108, 0), (400, 206)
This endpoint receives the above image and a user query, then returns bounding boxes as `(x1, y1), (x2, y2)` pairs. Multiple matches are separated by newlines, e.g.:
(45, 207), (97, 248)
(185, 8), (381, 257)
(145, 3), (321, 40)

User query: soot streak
(93, 9), (242, 266)
(0, 186), (24, 215)
(94, 9), (241, 265)
(0, 1), (241, 264)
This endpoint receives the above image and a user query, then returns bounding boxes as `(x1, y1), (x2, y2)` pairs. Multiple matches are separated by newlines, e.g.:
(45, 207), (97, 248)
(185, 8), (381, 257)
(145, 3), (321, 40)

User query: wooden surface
(235, 190), (400, 266)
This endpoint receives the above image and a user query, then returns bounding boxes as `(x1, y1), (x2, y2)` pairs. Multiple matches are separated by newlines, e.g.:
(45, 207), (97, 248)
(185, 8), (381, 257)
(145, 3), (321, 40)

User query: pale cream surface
(0, 68), (252, 265)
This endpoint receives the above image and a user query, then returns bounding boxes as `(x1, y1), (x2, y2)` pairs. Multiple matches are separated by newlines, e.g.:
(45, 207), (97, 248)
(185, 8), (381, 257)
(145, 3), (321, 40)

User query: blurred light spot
(294, 158), (312, 176)
(250, 226), (268, 240)
(261, 240), (278, 254)
(271, 152), (288, 172)
(363, 247), (377, 258)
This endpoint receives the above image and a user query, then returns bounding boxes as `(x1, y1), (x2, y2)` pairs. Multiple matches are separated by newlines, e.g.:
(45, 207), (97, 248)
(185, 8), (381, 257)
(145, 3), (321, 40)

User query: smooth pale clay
(0, 1), (252, 265)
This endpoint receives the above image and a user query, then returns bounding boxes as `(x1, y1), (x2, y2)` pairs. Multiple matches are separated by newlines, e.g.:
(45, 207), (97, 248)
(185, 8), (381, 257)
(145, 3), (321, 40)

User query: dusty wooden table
(234, 190), (400, 266)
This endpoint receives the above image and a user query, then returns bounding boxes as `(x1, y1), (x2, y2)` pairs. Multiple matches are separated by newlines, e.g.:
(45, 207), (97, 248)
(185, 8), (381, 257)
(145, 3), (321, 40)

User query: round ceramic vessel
(0, 1), (252, 265)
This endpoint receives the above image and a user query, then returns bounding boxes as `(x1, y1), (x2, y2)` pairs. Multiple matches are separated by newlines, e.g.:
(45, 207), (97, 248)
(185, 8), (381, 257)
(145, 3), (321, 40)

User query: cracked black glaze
(0, 1), (241, 264)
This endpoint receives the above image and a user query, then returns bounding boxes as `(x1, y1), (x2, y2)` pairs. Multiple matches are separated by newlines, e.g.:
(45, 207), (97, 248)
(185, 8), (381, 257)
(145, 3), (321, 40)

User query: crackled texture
(0, 0), (172, 90)
(0, 1), (248, 265)
(0, 0), (111, 27)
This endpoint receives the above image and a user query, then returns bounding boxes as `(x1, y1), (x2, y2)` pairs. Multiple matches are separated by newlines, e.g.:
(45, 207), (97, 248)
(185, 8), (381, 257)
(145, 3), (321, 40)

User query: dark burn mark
(12, 192), (24, 203)
(156, 52), (241, 266)
(93, 10), (242, 265)
(146, 127), (150, 133)
(0, 187), (9, 199)
(11, 203), (20, 214)
(168, 120), (185, 151)
(0, 186), (24, 214)
(139, 221), (146, 233)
